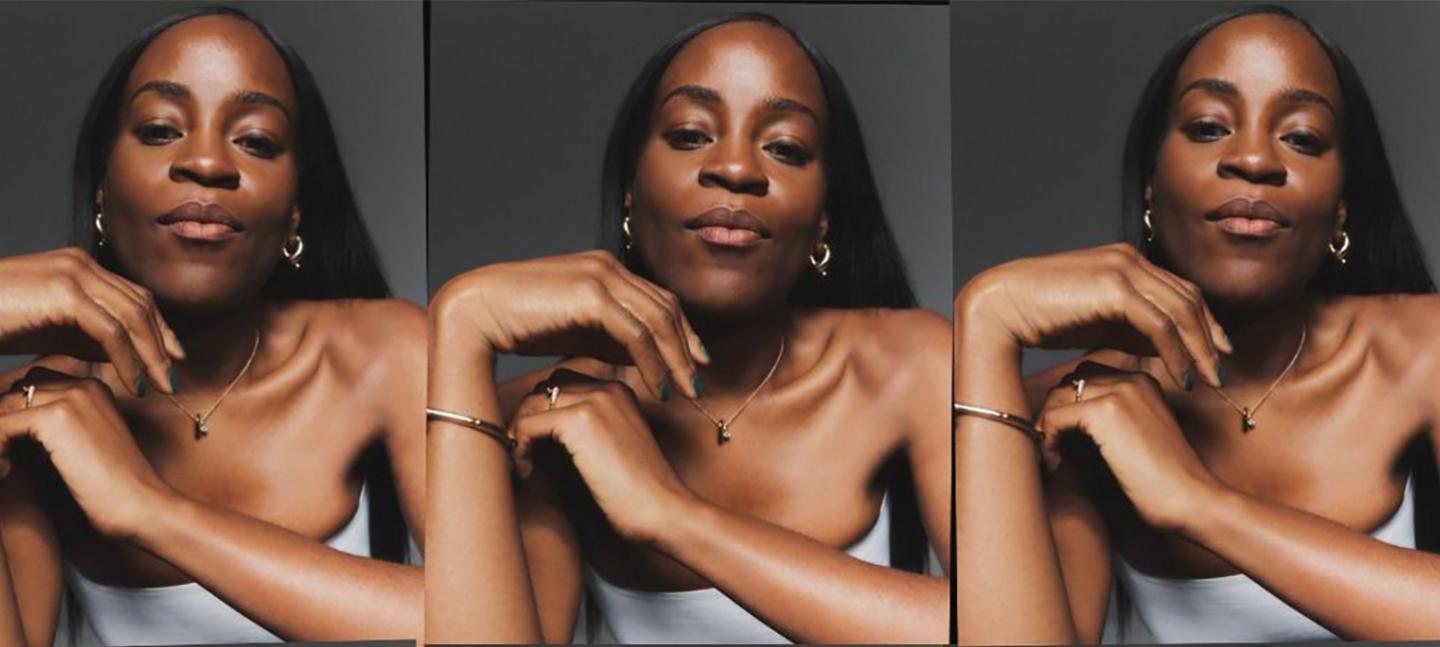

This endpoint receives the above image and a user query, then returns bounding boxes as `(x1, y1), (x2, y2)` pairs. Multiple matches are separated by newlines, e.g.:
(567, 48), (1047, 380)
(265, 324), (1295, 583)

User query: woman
(954, 5), (1439, 643)
(0, 7), (423, 645)
(426, 13), (950, 644)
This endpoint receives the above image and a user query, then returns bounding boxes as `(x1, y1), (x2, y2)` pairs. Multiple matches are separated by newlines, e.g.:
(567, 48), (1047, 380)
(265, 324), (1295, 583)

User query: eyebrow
(660, 84), (822, 127)
(1178, 77), (1336, 116)
(130, 80), (292, 120)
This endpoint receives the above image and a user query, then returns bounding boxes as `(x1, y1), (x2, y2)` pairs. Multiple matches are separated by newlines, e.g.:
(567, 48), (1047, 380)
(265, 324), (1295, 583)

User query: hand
(0, 366), (173, 539)
(431, 250), (708, 400)
(1035, 361), (1225, 532)
(957, 243), (1230, 389)
(509, 369), (695, 544)
(0, 248), (184, 395)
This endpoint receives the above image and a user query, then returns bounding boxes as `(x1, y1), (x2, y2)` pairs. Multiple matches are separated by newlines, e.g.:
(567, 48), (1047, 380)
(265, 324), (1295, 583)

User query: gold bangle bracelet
(953, 402), (1042, 444)
(426, 407), (517, 450)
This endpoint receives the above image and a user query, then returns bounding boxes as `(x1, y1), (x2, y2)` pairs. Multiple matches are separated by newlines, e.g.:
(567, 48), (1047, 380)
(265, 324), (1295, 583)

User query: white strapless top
(581, 496), (892, 644)
(1109, 478), (1417, 643)
(59, 487), (372, 646)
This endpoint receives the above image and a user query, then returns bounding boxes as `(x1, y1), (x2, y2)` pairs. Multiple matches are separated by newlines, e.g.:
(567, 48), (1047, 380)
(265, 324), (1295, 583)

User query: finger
(81, 278), (174, 394)
(614, 272), (709, 367)
(592, 290), (676, 401)
(92, 269), (185, 361)
(1126, 271), (1220, 389)
(1135, 261), (1231, 356)
(602, 277), (698, 398)
(69, 295), (147, 396)
(1113, 280), (1203, 391)
(1035, 395), (1115, 450)
(510, 403), (588, 470)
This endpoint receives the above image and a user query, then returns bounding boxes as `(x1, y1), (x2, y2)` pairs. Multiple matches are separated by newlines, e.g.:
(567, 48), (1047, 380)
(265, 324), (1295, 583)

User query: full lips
(1206, 198), (1289, 239)
(158, 202), (244, 242)
(685, 207), (772, 249)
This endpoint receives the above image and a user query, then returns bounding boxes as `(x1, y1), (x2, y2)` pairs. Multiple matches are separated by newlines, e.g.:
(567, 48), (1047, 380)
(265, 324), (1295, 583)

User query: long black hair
(72, 5), (391, 301)
(600, 12), (918, 310)
(67, 6), (407, 567)
(1120, 4), (1436, 296)
(597, 12), (929, 579)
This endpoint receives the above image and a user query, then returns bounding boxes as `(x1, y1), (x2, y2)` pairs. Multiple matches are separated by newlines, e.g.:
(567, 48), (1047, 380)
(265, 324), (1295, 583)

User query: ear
(817, 210), (830, 245)
(288, 204), (302, 238)
(94, 186), (106, 211)
(623, 188), (633, 212)
(1334, 201), (1348, 234)
(1144, 183), (1153, 206)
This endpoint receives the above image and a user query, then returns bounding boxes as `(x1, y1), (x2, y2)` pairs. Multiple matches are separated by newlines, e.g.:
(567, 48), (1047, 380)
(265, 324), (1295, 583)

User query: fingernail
(136, 376), (148, 397)
(659, 379), (671, 402)
(1217, 362), (1228, 388)
(692, 374), (703, 399)
(698, 342), (711, 363)
(1182, 369), (1195, 392)
(168, 366), (179, 394)
(176, 340), (187, 357)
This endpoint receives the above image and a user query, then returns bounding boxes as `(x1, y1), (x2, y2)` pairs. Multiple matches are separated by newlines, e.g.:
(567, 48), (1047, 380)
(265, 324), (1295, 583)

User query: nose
(699, 139), (769, 196)
(169, 131), (240, 189)
(1217, 130), (1287, 187)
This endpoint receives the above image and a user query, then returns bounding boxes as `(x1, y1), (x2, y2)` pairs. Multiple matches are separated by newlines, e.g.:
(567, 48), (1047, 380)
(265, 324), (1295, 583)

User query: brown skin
(954, 15), (1440, 643)
(427, 21), (950, 644)
(0, 16), (423, 646)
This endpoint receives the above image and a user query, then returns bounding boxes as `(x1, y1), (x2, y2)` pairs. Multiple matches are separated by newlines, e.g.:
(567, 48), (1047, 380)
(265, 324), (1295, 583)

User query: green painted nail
(659, 379), (671, 402)
(1182, 369), (1195, 392)
(692, 374), (703, 399)
(1217, 362), (1228, 388)
(169, 366), (179, 394)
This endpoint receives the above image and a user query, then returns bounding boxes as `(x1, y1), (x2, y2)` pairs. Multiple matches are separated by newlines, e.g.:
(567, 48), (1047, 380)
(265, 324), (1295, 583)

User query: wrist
(645, 489), (712, 554)
(1174, 477), (1239, 539)
(124, 485), (190, 548)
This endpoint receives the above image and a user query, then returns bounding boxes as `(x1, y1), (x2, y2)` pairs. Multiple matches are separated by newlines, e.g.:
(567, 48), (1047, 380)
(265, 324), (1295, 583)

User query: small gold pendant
(716, 420), (731, 445)
(1241, 408), (1256, 433)
(195, 418), (209, 439)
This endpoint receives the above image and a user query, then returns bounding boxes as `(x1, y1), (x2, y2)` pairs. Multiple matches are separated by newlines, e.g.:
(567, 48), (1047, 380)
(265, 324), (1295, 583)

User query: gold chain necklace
(684, 336), (785, 445)
(160, 329), (261, 439)
(1207, 325), (1306, 433)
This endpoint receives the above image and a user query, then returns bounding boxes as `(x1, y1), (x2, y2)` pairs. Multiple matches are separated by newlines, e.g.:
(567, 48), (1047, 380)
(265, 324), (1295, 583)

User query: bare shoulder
(1340, 293), (1440, 392)
(280, 298), (427, 389)
(822, 307), (950, 384)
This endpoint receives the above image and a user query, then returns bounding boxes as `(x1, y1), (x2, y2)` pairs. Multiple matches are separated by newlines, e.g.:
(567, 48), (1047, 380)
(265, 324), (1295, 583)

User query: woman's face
(1151, 14), (1345, 309)
(101, 15), (299, 314)
(629, 21), (829, 319)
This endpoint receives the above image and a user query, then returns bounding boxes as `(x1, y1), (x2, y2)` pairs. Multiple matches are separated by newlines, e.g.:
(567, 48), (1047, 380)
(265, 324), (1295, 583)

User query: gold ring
(546, 385), (560, 410)
(1071, 377), (1086, 403)
(22, 384), (36, 409)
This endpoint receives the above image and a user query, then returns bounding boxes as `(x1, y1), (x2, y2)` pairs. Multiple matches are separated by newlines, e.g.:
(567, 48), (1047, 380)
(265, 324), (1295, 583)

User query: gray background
(952, 1), (1440, 370)
(428, 2), (952, 327)
(0, 1), (427, 303)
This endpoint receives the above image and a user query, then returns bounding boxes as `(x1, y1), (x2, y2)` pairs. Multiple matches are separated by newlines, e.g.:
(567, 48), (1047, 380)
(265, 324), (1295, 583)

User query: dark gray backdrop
(0, 1), (426, 303)
(952, 1), (1440, 370)
(428, 2), (952, 322)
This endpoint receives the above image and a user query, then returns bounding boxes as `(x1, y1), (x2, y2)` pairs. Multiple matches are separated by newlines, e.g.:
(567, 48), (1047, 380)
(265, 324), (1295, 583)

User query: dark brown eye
(135, 123), (181, 145)
(764, 140), (814, 165)
(1181, 121), (1230, 142)
(1281, 131), (1331, 156)
(664, 127), (712, 150)
(235, 133), (282, 159)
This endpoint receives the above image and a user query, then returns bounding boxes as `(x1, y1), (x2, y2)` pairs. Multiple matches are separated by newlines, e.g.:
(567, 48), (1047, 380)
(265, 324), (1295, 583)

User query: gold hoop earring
(809, 241), (832, 277)
(1142, 207), (1154, 243)
(94, 211), (107, 247)
(282, 235), (305, 270)
(1328, 230), (1350, 265)
(622, 215), (634, 251)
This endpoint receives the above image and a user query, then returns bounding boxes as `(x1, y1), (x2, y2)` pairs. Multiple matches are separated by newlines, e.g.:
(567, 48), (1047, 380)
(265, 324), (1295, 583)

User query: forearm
(651, 497), (947, 644)
(424, 314), (541, 643)
(0, 532), (27, 646)
(132, 491), (420, 642)
(1186, 484), (1440, 640)
(953, 293), (1075, 644)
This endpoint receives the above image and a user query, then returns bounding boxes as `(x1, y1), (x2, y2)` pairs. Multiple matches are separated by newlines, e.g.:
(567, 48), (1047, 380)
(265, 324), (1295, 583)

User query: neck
(1212, 292), (1311, 386)
(689, 306), (791, 396)
(161, 297), (267, 392)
